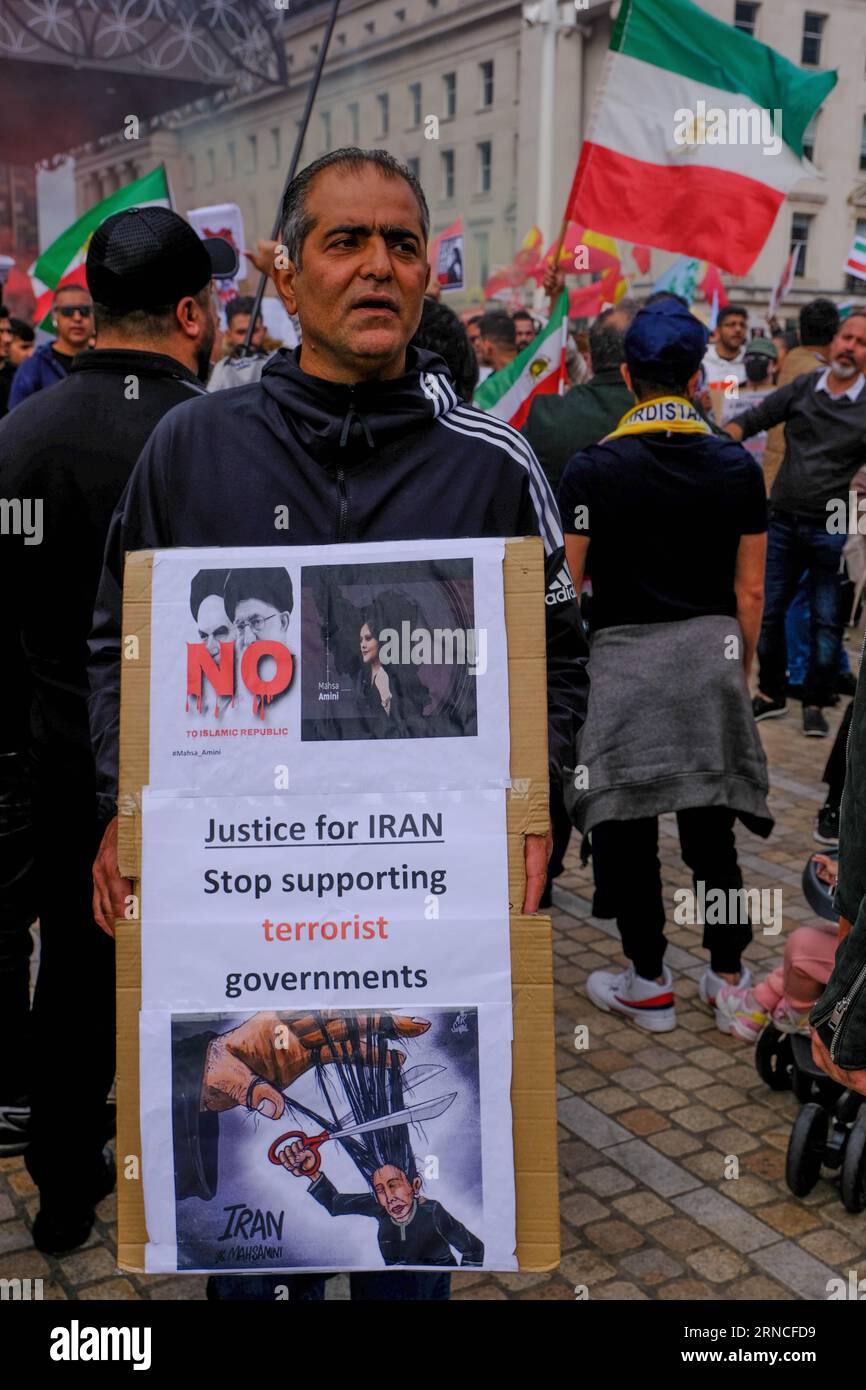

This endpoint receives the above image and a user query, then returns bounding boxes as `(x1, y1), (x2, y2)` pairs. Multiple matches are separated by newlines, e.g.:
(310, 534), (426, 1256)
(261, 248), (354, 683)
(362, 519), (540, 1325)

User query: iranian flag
(30, 165), (171, 329)
(565, 0), (836, 275)
(473, 290), (568, 428)
(845, 233), (866, 284)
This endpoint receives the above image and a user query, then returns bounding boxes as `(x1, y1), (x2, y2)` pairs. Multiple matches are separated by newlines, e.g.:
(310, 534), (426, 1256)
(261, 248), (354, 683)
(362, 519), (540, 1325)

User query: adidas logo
(545, 566), (576, 606)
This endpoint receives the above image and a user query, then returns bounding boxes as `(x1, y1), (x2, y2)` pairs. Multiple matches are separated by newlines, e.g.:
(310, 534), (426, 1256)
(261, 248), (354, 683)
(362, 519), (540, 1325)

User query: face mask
(744, 356), (770, 384)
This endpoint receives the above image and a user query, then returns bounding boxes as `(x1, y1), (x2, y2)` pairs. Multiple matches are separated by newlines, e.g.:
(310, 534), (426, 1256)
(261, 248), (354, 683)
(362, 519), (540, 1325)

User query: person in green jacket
(521, 301), (637, 490)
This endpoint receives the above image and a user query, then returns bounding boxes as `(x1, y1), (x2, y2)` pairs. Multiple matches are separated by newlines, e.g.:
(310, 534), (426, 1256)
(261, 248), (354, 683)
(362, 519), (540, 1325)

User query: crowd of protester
(2, 145), (866, 1296)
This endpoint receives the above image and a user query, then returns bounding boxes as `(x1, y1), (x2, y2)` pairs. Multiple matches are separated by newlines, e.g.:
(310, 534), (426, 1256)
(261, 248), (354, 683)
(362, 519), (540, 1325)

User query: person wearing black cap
(0, 206), (232, 1254)
(559, 297), (772, 1035)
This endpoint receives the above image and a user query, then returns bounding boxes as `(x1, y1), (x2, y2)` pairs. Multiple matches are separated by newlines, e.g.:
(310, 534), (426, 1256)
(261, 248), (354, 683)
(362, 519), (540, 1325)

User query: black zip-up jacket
(88, 346), (588, 821)
(308, 1172), (484, 1266)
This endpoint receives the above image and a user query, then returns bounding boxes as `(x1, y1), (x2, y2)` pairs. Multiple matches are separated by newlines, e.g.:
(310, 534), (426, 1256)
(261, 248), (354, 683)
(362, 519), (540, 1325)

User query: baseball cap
(744, 336), (779, 360)
(86, 207), (238, 314)
(624, 298), (709, 385)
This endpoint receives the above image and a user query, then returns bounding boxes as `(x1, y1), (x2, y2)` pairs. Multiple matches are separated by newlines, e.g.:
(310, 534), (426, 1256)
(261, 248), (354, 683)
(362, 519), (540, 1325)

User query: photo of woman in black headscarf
(354, 596), (431, 736)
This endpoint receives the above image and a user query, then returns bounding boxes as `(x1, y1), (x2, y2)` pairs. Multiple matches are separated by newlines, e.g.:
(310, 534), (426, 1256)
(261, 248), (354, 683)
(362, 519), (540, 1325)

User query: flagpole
(242, 0), (342, 354)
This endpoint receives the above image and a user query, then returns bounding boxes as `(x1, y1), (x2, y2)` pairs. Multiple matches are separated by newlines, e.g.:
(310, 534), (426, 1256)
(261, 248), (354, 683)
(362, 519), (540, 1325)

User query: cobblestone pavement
(1, 693), (862, 1302)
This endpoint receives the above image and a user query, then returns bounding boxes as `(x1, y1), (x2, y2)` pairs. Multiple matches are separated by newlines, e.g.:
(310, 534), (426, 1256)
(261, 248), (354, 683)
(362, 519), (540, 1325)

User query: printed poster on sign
(139, 1004), (517, 1272)
(437, 232), (464, 292)
(147, 539), (509, 795)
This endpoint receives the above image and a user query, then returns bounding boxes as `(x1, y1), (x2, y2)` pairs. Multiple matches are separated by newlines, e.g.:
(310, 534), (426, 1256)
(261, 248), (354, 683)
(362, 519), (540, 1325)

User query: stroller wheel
(786, 1103), (828, 1197)
(841, 1107), (866, 1214)
(755, 1025), (793, 1091)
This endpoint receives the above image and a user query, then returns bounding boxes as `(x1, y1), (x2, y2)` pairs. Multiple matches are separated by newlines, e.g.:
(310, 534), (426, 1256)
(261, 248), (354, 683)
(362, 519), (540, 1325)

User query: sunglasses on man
(55, 304), (93, 319)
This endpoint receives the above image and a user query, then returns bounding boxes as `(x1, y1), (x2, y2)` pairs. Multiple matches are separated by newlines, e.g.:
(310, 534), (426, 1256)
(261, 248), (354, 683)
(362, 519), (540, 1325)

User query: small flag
(845, 233), (866, 285)
(651, 256), (700, 304)
(30, 165), (171, 330)
(473, 290), (568, 428)
(709, 289), (720, 331)
(767, 248), (799, 321)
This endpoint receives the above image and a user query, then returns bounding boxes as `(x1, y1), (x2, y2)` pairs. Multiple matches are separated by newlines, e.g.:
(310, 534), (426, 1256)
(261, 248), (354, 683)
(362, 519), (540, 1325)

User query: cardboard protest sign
(116, 537), (559, 1274)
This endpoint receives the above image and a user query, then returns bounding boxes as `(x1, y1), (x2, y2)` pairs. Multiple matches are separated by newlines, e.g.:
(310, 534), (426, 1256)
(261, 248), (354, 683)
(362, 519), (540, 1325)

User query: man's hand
(724, 421), (744, 441)
(92, 816), (133, 938)
(278, 1138), (319, 1178)
(200, 1011), (430, 1117)
(523, 830), (553, 914)
(542, 264), (566, 301)
(244, 239), (281, 282)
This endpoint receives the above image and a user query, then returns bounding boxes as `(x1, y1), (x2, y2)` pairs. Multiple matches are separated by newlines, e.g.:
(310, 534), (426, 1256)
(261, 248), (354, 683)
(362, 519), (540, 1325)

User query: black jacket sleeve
(432, 1202), (485, 1265)
(172, 1031), (220, 1201)
(734, 378), (801, 439)
(88, 419), (177, 824)
(307, 1172), (379, 1217)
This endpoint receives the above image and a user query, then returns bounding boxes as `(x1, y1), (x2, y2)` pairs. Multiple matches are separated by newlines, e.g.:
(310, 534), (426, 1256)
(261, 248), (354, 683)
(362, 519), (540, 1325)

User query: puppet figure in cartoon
(271, 1013), (484, 1268)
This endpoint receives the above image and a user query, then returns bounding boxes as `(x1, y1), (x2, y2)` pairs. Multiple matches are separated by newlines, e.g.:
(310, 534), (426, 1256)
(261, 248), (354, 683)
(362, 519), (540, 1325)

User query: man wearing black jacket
(0, 207), (231, 1253)
(88, 149), (588, 1298)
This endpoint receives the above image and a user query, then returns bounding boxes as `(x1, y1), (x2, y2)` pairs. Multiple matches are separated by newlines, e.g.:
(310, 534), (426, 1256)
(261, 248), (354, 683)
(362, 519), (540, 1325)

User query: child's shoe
(770, 998), (812, 1036)
(586, 963), (676, 1032)
(713, 984), (769, 1041)
(699, 965), (753, 1011)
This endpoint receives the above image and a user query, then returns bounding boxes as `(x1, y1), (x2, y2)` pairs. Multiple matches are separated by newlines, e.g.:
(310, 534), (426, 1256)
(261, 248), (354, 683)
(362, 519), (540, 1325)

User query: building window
(443, 72), (456, 120)
(185, 154), (196, 189)
(377, 93), (389, 136)
(475, 231), (490, 285)
(226, 141), (236, 177)
(479, 60), (494, 107)
(846, 217), (866, 292)
(409, 81), (422, 127)
(791, 212), (814, 277)
(860, 115), (866, 171)
(442, 149), (455, 199)
(733, 2), (758, 35)
(802, 12), (825, 66)
(205, 148), (215, 184)
(477, 140), (492, 193)
(246, 134), (258, 174)
(321, 111), (332, 151)
(802, 114), (818, 162)
(406, 156), (420, 180)
(348, 101), (360, 143)
(269, 128), (281, 168)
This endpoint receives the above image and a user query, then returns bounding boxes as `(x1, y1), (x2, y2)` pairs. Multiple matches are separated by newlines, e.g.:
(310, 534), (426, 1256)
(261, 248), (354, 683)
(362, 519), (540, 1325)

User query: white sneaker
(699, 965), (753, 1033)
(586, 963), (676, 1032)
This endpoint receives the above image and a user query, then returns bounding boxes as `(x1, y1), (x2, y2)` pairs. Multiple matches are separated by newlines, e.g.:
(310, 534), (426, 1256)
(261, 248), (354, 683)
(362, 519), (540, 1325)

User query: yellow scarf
(603, 396), (713, 442)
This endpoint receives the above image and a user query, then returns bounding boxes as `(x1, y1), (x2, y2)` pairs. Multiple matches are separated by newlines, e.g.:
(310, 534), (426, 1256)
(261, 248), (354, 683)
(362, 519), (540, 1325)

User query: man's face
(275, 165), (430, 382)
(53, 291), (93, 351)
(466, 320), (485, 364)
(513, 316), (536, 351)
(829, 318), (866, 381)
(233, 596), (290, 650)
(0, 318), (9, 361)
(717, 314), (747, 353)
(196, 594), (234, 660)
(8, 335), (33, 367)
(372, 1164), (421, 1222)
(226, 313), (264, 350)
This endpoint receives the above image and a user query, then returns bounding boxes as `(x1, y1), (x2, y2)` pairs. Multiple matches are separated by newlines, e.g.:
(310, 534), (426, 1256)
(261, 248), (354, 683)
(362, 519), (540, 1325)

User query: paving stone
(686, 1047), (730, 1072)
(0, 1221), (31, 1256)
(686, 1245), (750, 1283)
(612, 1193), (673, 1224)
(719, 1175), (779, 1209)
(560, 1139), (607, 1176)
(604, 1139), (703, 1197)
(560, 1192), (610, 1228)
(143, 1276), (209, 1300)
(704, 1125), (761, 1155)
(592, 1280), (649, 1299)
(724, 1274), (796, 1301)
(6, 1170), (37, 1197)
(682, 1151), (730, 1182)
(618, 1108), (669, 1136)
(669, 1103), (724, 1134)
(558, 1250), (618, 1288)
(452, 1283), (508, 1300)
(515, 1279), (575, 1301)
(584, 1219), (644, 1254)
(0, 1248), (51, 1279)
(587, 1048), (631, 1074)
(620, 1248), (685, 1284)
(759, 1202), (822, 1237)
(648, 1129), (703, 1158)
(557, 1096), (631, 1149)
(494, 1270), (553, 1291)
(558, 1065), (610, 1094)
(752, 1241), (840, 1301)
(798, 1228), (863, 1264)
(0, 1194), (15, 1222)
(653, 1218), (715, 1254)
(640, 1086), (690, 1112)
(727, 1102), (787, 1130)
(62, 1246), (118, 1287)
(614, 1066), (663, 1093)
(693, 1083), (745, 1110)
(588, 1087), (637, 1115)
(576, 1165), (636, 1197)
(632, 1045), (681, 1070)
(673, 1189), (779, 1252)
(656, 1278), (715, 1299)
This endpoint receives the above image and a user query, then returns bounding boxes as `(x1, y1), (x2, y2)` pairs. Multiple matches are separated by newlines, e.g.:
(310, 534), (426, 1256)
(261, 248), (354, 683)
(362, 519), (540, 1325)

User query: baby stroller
(753, 850), (866, 1213)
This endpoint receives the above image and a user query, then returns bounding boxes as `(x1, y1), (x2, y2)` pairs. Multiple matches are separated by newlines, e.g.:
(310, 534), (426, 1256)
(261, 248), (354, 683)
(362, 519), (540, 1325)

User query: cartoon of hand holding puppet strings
(175, 1010), (484, 1267)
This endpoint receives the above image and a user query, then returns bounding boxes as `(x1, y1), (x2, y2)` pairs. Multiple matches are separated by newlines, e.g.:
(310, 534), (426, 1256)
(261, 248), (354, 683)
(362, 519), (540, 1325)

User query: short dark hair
(54, 282), (90, 302)
(799, 297), (840, 347)
(93, 284), (210, 340)
(8, 317), (34, 344)
(281, 148), (430, 267)
(224, 566), (294, 621)
(589, 300), (639, 373)
(717, 303), (748, 326)
(225, 295), (261, 326)
(512, 309), (535, 324)
(477, 310), (515, 349)
(411, 298), (478, 401)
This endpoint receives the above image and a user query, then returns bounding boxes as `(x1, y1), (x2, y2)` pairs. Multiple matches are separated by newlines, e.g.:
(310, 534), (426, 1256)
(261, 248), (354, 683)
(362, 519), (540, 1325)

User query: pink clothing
(753, 924), (837, 1013)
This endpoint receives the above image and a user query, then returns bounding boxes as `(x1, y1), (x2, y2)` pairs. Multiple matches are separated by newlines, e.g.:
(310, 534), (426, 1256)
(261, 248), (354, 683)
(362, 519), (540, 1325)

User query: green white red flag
(845, 234), (866, 285)
(473, 290), (568, 428)
(30, 165), (171, 329)
(564, 0), (836, 274)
